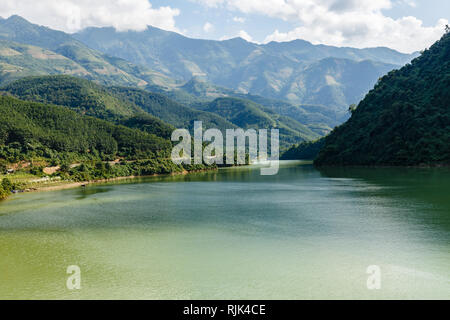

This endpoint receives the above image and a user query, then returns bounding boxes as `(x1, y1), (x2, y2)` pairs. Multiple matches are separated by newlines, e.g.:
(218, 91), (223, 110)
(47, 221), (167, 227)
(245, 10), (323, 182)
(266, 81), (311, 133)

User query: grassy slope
(0, 16), (176, 89)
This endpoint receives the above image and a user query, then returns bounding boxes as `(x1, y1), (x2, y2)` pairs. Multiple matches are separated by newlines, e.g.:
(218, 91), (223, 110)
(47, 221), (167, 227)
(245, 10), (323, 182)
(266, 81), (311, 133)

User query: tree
(0, 160), (7, 174)
(1, 178), (13, 192)
(348, 104), (357, 114)
(446, 25), (450, 34)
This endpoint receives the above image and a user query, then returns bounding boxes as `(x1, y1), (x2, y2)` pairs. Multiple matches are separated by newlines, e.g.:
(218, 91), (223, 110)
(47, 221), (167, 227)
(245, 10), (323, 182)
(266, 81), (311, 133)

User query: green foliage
(1, 178), (13, 192)
(315, 33), (450, 166)
(198, 97), (320, 148)
(0, 186), (8, 200)
(119, 114), (175, 140)
(0, 95), (171, 162)
(2, 75), (141, 120)
(0, 178), (12, 200)
(2, 75), (176, 140)
(108, 86), (236, 132)
(61, 160), (214, 182)
(0, 160), (7, 174)
(0, 15), (417, 134)
(281, 138), (325, 160)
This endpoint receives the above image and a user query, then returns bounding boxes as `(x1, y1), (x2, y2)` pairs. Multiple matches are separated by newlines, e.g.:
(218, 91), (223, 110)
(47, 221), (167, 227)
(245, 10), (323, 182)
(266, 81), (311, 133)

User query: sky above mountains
(0, 0), (448, 53)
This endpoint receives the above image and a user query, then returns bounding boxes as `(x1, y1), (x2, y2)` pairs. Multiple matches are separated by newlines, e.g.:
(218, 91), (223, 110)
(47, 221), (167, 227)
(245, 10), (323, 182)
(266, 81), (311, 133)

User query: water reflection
(0, 161), (449, 299)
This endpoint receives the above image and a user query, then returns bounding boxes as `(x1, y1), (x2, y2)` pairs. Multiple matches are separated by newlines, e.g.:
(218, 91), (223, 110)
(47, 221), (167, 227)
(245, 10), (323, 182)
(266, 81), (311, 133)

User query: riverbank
(1, 167), (218, 199)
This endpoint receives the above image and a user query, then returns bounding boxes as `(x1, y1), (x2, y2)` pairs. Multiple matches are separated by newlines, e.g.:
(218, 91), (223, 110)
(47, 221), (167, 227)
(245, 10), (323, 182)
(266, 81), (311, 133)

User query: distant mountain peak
(224, 37), (248, 43)
(6, 14), (28, 23)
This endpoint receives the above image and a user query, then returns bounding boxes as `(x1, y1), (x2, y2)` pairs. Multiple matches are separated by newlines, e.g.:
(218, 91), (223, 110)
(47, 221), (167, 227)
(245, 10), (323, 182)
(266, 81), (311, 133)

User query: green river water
(0, 161), (449, 299)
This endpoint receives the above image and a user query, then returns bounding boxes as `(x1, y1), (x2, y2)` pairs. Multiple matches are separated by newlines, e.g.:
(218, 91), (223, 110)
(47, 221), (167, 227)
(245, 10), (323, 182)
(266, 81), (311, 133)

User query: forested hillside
(1, 75), (175, 139)
(0, 95), (170, 163)
(315, 32), (450, 166)
(107, 86), (237, 132)
(2, 75), (141, 119)
(0, 94), (212, 198)
(152, 77), (335, 135)
(2, 75), (318, 148)
(281, 138), (325, 160)
(198, 97), (320, 146)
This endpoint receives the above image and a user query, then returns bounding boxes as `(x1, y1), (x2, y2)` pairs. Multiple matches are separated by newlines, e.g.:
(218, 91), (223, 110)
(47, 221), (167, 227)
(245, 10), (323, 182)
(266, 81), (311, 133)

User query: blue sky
(1, 0), (448, 52)
(154, 0), (450, 43)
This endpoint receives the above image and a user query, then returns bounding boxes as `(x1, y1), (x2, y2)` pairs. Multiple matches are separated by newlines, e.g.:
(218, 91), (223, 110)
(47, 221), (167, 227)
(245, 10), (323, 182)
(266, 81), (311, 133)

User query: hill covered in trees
(1, 75), (177, 139)
(2, 75), (142, 119)
(2, 75), (319, 151)
(281, 138), (325, 160)
(198, 97), (320, 147)
(107, 86), (236, 133)
(315, 32), (450, 166)
(151, 77), (335, 135)
(0, 95), (171, 162)
(0, 94), (212, 199)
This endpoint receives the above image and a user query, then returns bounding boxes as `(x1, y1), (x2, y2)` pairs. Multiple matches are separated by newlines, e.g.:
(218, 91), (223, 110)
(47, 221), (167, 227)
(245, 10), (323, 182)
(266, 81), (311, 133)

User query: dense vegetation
(108, 86), (237, 132)
(2, 75), (140, 119)
(0, 94), (214, 199)
(0, 178), (12, 200)
(150, 78), (335, 135)
(281, 138), (325, 160)
(59, 160), (211, 182)
(315, 32), (450, 166)
(1, 75), (175, 139)
(0, 14), (421, 145)
(197, 97), (320, 148)
(2, 75), (322, 153)
(0, 95), (171, 163)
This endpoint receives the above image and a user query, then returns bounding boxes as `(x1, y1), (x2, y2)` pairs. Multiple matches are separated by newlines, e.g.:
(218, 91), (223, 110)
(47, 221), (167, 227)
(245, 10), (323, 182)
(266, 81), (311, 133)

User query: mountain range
(0, 15), (419, 138)
(1, 75), (320, 148)
(0, 13), (447, 192)
(74, 25), (417, 109)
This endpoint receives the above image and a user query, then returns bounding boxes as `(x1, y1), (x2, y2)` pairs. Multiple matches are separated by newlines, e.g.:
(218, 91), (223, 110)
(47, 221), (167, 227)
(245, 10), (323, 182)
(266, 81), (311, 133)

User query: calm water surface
(0, 161), (449, 299)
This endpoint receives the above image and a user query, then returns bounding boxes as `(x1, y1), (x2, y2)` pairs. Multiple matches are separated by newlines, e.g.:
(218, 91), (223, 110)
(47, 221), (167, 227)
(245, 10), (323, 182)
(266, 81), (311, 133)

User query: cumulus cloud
(196, 0), (448, 52)
(233, 16), (246, 23)
(203, 22), (214, 33)
(0, 0), (180, 33)
(237, 30), (254, 42)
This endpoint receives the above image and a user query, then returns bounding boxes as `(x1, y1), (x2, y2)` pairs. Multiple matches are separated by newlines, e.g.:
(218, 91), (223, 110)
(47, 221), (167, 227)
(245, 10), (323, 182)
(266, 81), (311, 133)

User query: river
(0, 161), (449, 299)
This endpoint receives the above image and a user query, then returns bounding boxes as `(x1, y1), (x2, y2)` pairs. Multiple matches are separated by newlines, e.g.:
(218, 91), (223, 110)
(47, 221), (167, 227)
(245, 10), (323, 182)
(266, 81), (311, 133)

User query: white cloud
(233, 16), (246, 23)
(398, 0), (417, 8)
(203, 22), (214, 33)
(0, 0), (180, 33)
(220, 30), (255, 42)
(238, 30), (254, 42)
(196, 0), (448, 53)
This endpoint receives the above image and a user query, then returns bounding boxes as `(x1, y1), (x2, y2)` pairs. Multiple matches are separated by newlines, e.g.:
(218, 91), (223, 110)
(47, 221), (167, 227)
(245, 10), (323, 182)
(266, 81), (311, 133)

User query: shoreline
(12, 168), (218, 195)
(314, 163), (450, 169)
